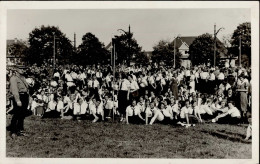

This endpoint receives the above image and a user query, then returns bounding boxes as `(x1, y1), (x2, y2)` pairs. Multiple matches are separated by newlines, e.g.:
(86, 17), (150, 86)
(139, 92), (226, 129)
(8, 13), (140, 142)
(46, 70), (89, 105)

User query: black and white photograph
(0, 1), (259, 163)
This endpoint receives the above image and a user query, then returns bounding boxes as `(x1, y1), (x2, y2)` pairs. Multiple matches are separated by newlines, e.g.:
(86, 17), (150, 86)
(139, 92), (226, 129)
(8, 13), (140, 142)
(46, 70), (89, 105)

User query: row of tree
(7, 22), (251, 67)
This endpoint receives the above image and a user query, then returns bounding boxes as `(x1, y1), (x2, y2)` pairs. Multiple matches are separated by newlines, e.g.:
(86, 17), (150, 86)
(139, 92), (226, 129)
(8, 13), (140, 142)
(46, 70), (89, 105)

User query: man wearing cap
(6, 66), (29, 138)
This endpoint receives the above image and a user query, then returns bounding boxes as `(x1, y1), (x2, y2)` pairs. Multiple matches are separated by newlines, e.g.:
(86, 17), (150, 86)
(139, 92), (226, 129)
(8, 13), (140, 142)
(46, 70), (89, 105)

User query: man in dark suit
(6, 66), (29, 138)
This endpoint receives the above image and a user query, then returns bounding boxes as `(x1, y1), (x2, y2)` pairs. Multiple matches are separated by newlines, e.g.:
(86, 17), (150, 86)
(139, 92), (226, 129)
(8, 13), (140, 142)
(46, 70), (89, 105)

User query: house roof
(105, 42), (112, 50)
(174, 36), (197, 48)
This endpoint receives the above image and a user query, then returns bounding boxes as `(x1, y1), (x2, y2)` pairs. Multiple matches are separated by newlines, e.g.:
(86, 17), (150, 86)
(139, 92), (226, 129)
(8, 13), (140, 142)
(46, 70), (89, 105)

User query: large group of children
(6, 63), (252, 131)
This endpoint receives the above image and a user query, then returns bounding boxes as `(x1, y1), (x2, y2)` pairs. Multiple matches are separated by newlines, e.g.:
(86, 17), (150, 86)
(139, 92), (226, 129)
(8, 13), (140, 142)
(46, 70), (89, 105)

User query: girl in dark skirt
(118, 73), (130, 122)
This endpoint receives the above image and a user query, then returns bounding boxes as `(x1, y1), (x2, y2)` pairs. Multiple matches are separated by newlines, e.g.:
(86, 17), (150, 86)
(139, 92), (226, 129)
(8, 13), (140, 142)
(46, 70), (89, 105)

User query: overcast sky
(7, 9), (250, 51)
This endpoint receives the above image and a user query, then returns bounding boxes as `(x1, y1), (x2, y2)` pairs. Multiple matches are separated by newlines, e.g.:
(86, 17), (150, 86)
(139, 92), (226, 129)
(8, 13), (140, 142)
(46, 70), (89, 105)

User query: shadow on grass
(201, 130), (251, 144)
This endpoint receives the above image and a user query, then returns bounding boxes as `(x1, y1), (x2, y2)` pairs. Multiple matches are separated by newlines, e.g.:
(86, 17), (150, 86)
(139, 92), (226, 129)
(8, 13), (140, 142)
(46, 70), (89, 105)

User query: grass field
(6, 115), (252, 158)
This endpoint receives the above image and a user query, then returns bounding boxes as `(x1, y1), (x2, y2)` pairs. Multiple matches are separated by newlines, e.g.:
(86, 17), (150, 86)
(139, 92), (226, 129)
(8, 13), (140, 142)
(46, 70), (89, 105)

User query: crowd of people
(6, 62), (252, 132)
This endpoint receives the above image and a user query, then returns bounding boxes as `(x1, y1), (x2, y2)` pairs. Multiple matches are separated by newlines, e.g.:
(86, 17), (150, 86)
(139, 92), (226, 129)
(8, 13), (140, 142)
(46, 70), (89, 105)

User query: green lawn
(6, 115), (252, 158)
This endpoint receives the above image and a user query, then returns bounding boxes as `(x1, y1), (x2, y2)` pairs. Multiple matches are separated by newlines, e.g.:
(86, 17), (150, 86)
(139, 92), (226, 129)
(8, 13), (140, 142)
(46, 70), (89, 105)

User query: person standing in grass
(236, 74), (249, 123)
(118, 73), (130, 122)
(7, 66), (29, 138)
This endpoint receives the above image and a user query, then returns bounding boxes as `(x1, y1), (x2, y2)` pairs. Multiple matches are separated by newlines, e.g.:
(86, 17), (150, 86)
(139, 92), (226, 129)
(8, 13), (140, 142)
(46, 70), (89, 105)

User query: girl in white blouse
(93, 99), (104, 123)
(137, 96), (146, 118)
(149, 103), (165, 125)
(126, 100), (145, 124)
(145, 101), (157, 125)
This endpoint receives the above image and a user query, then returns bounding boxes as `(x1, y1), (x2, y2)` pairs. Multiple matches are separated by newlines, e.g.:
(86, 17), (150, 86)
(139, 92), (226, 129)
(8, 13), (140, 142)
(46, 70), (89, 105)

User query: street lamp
(118, 25), (131, 66)
(214, 23), (224, 67)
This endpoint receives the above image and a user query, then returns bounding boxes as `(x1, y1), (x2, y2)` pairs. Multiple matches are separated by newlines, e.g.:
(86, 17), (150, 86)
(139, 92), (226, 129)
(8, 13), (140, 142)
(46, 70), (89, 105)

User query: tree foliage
(112, 31), (143, 65)
(27, 25), (74, 66)
(7, 40), (28, 58)
(230, 22), (251, 66)
(135, 51), (149, 65)
(152, 40), (181, 67)
(77, 32), (109, 65)
(189, 33), (226, 66)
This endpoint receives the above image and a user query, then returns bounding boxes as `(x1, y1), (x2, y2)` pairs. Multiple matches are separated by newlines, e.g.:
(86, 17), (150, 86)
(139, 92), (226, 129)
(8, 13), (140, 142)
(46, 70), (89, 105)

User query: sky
(7, 9), (250, 51)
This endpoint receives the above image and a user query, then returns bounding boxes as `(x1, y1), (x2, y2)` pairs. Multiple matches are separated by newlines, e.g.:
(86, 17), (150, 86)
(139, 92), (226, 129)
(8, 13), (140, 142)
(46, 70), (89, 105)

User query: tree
(113, 31), (143, 65)
(7, 40), (29, 65)
(135, 51), (149, 65)
(152, 40), (181, 67)
(27, 25), (74, 66)
(230, 22), (251, 67)
(77, 32), (109, 65)
(189, 33), (226, 66)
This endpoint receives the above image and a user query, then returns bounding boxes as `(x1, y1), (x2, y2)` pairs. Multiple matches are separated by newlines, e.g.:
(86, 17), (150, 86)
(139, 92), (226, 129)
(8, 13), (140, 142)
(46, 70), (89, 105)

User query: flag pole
(112, 41), (116, 122)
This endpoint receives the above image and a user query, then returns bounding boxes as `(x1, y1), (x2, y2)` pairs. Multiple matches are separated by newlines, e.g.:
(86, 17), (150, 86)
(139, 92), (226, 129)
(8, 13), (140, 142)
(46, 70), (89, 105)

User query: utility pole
(128, 25), (131, 66)
(53, 34), (55, 70)
(74, 33), (76, 50)
(112, 41), (116, 122)
(213, 23), (224, 67)
(174, 37), (176, 68)
(239, 36), (241, 67)
(214, 23), (216, 67)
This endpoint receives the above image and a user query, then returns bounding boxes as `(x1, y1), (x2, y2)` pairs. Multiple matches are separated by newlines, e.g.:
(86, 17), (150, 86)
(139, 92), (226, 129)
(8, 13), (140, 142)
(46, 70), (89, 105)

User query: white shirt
(88, 80), (93, 88)
(156, 73), (162, 81)
(171, 104), (179, 114)
(130, 81), (139, 92)
(80, 101), (88, 114)
(218, 73), (225, 80)
(180, 106), (193, 119)
(105, 75), (111, 83)
(162, 108), (172, 117)
(96, 72), (103, 78)
(160, 78), (166, 85)
(140, 78), (148, 87)
(126, 105), (141, 116)
(54, 72), (60, 78)
(89, 101), (96, 114)
(78, 73), (86, 81)
(63, 96), (71, 105)
(51, 81), (58, 87)
(209, 73), (215, 81)
(145, 107), (153, 117)
(185, 70), (191, 77)
(48, 101), (57, 111)
(137, 102), (146, 112)
(131, 74), (137, 81)
(228, 107), (241, 117)
(56, 100), (64, 112)
(148, 76), (155, 84)
(65, 73), (73, 82)
(73, 103), (81, 115)
(71, 72), (78, 79)
(201, 104), (213, 115)
(96, 102), (104, 115)
(93, 80), (99, 88)
(193, 106), (200, 115)
(120, 79), (130, 91)
(200, 72), (209, 80)
(104, 100), (113, 110)
(189, 81), (195, 93)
